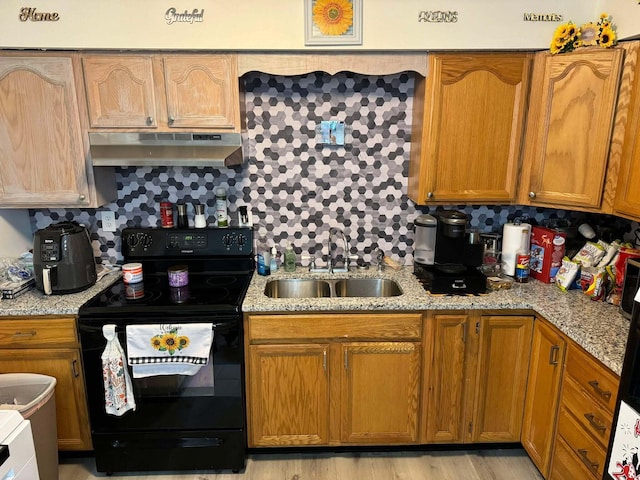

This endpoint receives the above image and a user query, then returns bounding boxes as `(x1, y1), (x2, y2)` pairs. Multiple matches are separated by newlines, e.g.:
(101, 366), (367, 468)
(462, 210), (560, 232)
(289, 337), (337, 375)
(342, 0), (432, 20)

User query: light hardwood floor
(59, 449), (544, 479)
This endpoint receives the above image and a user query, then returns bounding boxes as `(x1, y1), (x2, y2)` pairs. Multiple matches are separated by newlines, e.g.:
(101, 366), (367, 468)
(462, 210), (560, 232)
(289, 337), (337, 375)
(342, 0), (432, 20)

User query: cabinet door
(521, 320), (566, 477)
(340, 342), (420, 444)
(613, 42), (640, 219)
(163, 55), (240, 130)
(408, 53), (530, 204)
(0, 348), (92, 451)
(520, 48), (623, 210)
(424, 313), (470, 443)
(82, 55), (158, 128)
(0, 56), (91, 206)
(469, 315), (533, 443)
(248, 344), (329, 447)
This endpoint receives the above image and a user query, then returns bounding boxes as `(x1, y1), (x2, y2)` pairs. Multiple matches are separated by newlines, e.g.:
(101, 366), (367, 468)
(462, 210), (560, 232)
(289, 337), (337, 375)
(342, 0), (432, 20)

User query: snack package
(572, 241), (606, 268)
(596, 240), (621, 268)
(580, 266), (606, 300)
(556, 256), (581, 292)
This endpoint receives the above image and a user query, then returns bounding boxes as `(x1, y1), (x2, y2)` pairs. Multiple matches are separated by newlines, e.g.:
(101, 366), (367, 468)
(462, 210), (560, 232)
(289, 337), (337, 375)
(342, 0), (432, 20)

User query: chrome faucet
(328, 227), (352, 273)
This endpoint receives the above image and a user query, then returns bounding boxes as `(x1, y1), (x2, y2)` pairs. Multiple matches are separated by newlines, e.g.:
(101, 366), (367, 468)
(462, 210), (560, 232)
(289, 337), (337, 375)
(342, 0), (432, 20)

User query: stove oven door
(78, 315), (245, 473)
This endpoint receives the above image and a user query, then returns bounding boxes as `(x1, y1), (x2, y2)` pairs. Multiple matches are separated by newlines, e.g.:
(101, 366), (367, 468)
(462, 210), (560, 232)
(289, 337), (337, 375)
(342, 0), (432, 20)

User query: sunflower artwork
(550, 13), (617, 54)
(150, 327), (190, 355)
(305, 0), (362, 45)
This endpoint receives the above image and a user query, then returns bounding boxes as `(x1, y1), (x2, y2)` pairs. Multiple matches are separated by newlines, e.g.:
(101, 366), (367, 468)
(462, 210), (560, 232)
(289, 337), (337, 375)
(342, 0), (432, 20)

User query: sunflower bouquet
(549, 13), (617, 55)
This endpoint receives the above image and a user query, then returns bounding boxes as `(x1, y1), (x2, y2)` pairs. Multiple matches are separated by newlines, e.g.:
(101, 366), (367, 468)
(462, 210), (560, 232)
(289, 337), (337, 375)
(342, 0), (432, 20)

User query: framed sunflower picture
(305, 0), (362, 46)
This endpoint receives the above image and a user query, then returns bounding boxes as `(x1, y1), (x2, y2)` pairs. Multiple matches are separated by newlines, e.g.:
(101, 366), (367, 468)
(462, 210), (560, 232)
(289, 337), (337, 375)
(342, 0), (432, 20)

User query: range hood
(89, 132), (243, 168)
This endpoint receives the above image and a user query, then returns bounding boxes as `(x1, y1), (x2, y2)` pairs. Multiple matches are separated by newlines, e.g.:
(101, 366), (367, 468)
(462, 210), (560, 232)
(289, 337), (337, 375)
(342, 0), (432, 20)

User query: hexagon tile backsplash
(31, 72), (633, 265)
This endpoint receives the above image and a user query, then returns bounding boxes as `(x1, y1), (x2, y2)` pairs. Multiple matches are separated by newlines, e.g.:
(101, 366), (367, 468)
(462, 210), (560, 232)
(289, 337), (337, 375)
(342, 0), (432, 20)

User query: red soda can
(160, 201), (174, 228)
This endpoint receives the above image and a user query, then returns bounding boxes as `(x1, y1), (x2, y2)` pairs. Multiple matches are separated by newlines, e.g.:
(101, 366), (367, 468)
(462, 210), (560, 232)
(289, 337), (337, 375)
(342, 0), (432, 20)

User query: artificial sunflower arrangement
(550, 13), (617, 54)
(312, 0), (354, 36)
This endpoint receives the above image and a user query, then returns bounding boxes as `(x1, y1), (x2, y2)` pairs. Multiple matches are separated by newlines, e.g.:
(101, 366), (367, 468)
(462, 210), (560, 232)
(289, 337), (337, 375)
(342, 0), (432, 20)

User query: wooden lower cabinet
(422, 312), (533, 444)
(521, 319), (566, 477)
(0, 317), (92, 451)
(245, 313), (422, 447)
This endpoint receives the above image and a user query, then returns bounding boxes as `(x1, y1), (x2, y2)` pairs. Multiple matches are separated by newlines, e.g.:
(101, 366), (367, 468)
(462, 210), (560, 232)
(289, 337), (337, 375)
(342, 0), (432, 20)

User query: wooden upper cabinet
(408, 52), (531, 205)
(613, 42), (640, 220)
(82, 55), (158, 128)
(163, 55), (240, 130)
(0, 53), (114, 208)
(81, 53), (241, 132)
(519, 47), (623, 210)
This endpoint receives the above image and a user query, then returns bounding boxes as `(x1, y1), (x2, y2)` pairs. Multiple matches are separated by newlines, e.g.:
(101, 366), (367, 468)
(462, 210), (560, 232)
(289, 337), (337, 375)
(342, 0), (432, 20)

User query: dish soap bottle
(284, 244), (296, 272)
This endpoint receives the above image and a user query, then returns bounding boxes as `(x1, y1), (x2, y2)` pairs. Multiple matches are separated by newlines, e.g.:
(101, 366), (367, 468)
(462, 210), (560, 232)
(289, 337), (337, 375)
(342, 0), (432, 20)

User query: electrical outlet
(102, 211), (117, 232)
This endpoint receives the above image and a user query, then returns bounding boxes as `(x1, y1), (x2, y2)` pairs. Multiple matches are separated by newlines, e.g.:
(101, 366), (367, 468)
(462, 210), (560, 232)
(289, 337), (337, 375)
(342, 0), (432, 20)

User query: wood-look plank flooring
(59, 449), (544, 479)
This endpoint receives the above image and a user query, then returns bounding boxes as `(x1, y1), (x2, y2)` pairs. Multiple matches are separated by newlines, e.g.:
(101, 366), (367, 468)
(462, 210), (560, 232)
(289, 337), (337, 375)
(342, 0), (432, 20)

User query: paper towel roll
(501, 223), (532, 276)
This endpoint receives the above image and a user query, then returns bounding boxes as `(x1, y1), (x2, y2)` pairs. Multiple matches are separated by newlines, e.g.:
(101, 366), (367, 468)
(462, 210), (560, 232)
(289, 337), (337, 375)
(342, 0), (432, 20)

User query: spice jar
(167, 265), (189, 287)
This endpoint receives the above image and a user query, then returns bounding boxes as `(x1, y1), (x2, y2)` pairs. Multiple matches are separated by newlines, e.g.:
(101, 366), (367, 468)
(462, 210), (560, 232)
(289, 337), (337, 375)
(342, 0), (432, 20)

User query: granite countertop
(0, 271), (121, 317)
(243, 266), (630, 376)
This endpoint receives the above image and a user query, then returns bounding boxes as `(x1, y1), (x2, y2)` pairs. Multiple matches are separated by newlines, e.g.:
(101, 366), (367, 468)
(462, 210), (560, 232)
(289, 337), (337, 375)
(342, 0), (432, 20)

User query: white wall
(0, 0), (629, 51)
(0, 210), (32, 257)
(600, 0), (640, 40)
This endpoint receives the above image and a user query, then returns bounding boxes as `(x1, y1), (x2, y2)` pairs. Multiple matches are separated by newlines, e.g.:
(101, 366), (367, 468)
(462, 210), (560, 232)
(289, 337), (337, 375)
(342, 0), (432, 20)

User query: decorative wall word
(523, 13), (564, 22)
(19, 7), (59, 22)
(165, 8), (204, 25)
(418, 11), (458, 23)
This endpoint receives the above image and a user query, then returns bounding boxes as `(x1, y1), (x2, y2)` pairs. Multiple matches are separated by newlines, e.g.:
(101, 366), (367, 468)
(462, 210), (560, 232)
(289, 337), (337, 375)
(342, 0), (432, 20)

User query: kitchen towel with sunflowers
(126, 323), (213, 378)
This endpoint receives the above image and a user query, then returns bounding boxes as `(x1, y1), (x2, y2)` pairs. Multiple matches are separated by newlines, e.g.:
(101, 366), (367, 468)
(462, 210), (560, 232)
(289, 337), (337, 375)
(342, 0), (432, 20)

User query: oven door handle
(111, 437), (224, 449)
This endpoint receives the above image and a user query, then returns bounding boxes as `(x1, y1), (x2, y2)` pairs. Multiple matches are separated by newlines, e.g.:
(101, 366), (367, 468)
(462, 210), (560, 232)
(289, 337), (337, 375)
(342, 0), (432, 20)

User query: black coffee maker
(414, 210), (486, 294)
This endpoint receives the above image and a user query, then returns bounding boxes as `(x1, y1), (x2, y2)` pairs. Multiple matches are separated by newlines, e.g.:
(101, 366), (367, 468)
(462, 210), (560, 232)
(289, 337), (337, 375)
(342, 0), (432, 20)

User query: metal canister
(515, 251), (530, 283)
(160, 201), (174, 228)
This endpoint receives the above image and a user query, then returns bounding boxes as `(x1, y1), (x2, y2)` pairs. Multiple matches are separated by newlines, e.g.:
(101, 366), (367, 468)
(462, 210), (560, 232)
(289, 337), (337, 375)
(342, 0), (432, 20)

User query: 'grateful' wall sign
(165, 8), (204, 25)
(19, 7), (59, 22)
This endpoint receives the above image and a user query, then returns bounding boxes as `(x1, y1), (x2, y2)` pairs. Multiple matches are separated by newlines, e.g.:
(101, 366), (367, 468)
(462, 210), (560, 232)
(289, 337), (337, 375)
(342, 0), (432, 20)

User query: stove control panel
(122, 227), (253, 257)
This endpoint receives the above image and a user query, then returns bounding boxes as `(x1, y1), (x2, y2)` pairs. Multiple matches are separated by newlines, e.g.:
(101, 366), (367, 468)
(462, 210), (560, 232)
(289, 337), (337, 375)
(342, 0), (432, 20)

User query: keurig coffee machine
(414, 210), (486, 294)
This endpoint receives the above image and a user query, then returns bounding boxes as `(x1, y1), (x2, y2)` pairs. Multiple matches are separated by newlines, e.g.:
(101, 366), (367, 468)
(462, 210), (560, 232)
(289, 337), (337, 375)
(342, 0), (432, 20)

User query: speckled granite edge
(242, 267), (630, 376)
(0, 272), (122, 317)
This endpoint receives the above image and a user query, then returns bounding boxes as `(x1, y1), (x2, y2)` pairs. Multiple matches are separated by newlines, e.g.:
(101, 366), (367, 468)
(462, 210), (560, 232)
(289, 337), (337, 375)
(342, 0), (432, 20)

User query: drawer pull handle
(584, 412), (607, 432)
(588, 380), (612, 401)
(577, 449), (599, 475)
(549, 345), (560, 365)
(72, 359), (80, 378)
(13, 331), (36, 338)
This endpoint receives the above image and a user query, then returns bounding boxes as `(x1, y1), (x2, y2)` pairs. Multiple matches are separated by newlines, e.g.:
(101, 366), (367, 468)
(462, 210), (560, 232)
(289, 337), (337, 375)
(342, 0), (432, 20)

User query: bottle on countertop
(215, 188), (228, 227)
(284, 244), (296, 272)
(515, 250), (530, 283)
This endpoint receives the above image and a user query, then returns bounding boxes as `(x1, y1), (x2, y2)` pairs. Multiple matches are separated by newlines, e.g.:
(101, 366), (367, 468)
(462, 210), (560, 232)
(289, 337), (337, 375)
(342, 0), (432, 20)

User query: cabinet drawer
(562, 376), (613, 448)
(565, 342), (618, 414)
(247, 314), (422, 342)
(550, 436), (598, 480)
(556, 406), (606, 479)
(0, 318), (78, 348)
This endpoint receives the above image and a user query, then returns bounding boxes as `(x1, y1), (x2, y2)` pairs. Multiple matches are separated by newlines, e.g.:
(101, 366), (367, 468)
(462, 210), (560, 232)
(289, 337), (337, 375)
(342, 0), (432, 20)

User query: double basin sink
(264, 277), (402, 299)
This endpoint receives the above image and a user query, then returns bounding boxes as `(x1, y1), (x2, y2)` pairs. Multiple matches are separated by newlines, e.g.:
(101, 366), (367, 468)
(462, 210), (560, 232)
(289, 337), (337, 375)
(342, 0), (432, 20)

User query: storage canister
(122, 263), (143, 284)
(167, 265), (189, 287)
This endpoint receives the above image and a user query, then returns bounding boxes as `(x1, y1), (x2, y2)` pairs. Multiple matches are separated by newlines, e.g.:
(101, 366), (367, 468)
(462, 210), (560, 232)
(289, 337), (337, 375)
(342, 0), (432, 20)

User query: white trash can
(0, 373), (58, 480)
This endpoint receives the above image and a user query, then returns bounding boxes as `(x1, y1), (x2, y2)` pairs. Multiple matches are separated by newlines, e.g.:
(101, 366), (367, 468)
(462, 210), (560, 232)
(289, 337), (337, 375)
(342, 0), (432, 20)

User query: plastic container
(215, 188), (228, 227)
(284, 244), (296, 272)
(0, 373), (58, 480)
(167, 265), (189, 287)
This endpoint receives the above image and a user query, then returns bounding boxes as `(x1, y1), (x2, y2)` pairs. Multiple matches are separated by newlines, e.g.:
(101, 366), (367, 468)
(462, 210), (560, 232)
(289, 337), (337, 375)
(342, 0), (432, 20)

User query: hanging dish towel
(126, 323), (213, 378)
(101, 324), (136, 416)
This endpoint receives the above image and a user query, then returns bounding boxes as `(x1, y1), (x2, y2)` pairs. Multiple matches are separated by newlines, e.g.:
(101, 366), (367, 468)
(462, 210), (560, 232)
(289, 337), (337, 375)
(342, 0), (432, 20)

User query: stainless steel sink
(264, 279), (331, 298)
(264, 277), (402, 298)
(334, 278), (402, 297)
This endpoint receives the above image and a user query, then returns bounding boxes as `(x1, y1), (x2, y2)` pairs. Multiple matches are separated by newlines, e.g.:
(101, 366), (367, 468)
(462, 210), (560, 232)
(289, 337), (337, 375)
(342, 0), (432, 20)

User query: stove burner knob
(126, 234), (139, 247)
(238, 234), (247, 246)
(141, 234), (153, 248)
(223, 234), (233, 247)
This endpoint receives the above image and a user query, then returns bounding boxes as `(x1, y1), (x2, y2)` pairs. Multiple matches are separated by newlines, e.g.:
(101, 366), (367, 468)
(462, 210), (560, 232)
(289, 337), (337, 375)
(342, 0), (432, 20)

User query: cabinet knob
(528, 191), (536, 199)
(146, 116), (153, 125)
(427, 191), (434, 199)
(168, 116), (175, 125)
(79, 194), (86, 201)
